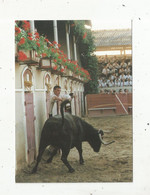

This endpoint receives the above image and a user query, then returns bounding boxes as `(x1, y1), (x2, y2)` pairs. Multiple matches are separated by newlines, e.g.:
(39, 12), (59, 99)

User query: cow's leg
(31, 146), (45, 173)
(61, 148), (75, 173)
(47, 147), (58, 163)
(76, 143), (84, 165)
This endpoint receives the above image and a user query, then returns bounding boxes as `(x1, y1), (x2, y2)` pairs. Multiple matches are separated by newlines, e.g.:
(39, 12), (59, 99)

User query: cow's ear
(98, 129), (104, 135)
(98, 130), (102, 134)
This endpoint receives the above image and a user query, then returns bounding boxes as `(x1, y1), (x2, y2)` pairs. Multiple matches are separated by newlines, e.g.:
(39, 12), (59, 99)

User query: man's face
(54, 88), (61, 96)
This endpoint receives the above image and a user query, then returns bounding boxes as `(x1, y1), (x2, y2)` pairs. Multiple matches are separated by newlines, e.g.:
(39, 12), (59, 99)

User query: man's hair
(53, 85), (61, 90)
(69, 93), (73, 97)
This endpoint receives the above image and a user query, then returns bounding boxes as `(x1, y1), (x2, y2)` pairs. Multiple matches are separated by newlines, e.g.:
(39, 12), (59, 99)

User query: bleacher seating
(97, 55), (132, 93)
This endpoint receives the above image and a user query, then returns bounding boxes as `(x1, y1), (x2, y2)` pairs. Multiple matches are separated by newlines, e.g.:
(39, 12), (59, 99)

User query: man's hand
(53, 96), (63, 101)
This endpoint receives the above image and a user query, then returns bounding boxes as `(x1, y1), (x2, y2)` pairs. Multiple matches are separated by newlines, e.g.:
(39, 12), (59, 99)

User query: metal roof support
(66, 22), (71, 59)
(53, 20), (59, 46)
(30, 20), (35, 34)
(73, 35), (77, 61)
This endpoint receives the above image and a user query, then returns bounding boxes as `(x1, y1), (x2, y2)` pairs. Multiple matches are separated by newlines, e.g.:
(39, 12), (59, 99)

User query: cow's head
(88, 131), (102, 152)
(88, 129), (115, 153)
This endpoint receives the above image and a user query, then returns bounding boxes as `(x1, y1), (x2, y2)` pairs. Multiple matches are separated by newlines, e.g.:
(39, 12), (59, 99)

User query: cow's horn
(99, 129), (114, 133)
(99, 134), (115, 145)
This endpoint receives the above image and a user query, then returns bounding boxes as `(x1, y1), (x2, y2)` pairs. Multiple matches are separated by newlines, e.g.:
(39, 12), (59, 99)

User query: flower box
(51, 60), (56, 68)
(78, 75), (81, 80)
(72, 73), (78, 79)
(31, 50), (40, 63)
(65, 69), (73, 76)
(22, 50), (31, 59)
(40, 58), (51, 67)
(16, 50), (31, 63)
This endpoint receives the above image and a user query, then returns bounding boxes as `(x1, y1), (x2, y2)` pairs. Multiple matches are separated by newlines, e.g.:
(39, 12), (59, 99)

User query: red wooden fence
(86, 93), (132, 117)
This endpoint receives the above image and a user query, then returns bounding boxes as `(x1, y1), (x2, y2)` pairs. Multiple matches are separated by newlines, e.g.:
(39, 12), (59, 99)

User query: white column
(30, 20), (35, 34)
(73, 35), (77, 61)
(53, 20), (59, 46)
(66, 23), (71, 59)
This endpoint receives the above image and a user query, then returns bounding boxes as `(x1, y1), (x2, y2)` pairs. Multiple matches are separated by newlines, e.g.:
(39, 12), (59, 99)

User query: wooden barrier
(86, 94), (116, 117)
(86, 93), (132, 117)
(127, 93), (132, 114)
(115, 94), (128, 115)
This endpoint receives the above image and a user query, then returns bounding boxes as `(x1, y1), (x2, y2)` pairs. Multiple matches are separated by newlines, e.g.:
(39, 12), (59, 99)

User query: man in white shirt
(108, 80), (114, 87)
(126, 72), (132, 81)
(49, 85), (72, 117)
(119, 73), (126, 81)
(98, 77), (103, 88)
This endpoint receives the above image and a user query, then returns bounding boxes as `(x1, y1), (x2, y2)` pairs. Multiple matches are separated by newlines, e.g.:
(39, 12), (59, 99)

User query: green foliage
(72, 21), (99, 95)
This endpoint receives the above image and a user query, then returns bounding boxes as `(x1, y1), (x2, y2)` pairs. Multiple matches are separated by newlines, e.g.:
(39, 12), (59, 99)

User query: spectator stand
(89, 29), (132, 117)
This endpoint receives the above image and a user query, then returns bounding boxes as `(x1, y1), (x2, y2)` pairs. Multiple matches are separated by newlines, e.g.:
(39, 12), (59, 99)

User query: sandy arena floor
(16, 115), (132, 183)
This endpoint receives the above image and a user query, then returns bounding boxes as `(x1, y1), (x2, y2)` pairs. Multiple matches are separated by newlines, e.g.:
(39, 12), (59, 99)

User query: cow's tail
(60, 99), (70, 126)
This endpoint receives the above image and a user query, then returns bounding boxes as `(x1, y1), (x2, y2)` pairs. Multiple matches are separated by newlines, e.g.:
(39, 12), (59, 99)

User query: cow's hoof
(69, 168), (75, 173)
(31, 168), (37, 174)
(80, 160), (84, 165)
(47, 159), (52, 163)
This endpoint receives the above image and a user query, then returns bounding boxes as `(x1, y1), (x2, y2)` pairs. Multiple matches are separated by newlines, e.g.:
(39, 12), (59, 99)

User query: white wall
(15, 92), (26, 168)
(15, 63), (85, 170)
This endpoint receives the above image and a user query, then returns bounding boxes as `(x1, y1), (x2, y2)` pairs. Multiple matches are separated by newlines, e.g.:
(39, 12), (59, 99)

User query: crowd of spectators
(98, 57), (132, 89)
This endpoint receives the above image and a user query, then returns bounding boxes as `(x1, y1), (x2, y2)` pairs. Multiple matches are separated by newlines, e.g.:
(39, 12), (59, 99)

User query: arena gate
(45, 73), (51, 119)
(23, 69), (36, 164)
(86, 93), (132, 117)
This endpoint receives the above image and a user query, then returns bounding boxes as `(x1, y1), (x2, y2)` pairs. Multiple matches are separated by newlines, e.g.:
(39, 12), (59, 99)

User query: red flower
(36, 42), (40, 47)
(28, 36), (32, 41)
(53, 65), (57, 70)
(56, 48), (60, 52)
(49, 43), (54, 47)
(51, 48), (56, 53)
(18, 51), (27, 61)
(83, 32), (87, 39)
(58, 56), (62, 59)
(34, 32), (39, 39)
(45, 38), (49, 43)
(15, 26), (21, 35)
(18, 37), (25, 45)
(35, 32), (39, 36)
(57, 43), (61, 48)
(60, 50), (64, 54)
(72, 61), (77, 65)
(28, 32), (32, 36)
(53, 59), (57, 63)
(60, 68), (64, 72)
(22, 21), (30, 31)
(52, 41), (57, 45)
(42, 53), (47, 57)
(63, 59), (67, 63)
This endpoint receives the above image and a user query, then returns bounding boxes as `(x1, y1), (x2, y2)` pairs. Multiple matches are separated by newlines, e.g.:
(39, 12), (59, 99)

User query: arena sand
(16, 115), (132, 183)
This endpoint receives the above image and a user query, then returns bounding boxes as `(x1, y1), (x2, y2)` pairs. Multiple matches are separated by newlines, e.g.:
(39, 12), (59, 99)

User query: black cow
(32, 100), (115, 173)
